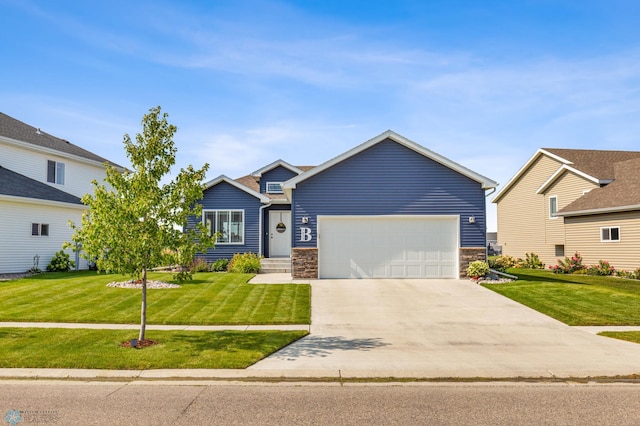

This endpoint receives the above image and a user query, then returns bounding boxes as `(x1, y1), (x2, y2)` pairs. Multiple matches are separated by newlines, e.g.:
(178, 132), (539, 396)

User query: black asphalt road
(2, 381), (640, 425)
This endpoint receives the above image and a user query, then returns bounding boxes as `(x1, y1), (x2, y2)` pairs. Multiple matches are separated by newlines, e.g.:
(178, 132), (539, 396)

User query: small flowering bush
(467, 260), (490, 280)
(549, 252), (584, 274)
(227, 252), (262, 273)
(521, 252), (545, 269)
(489, 255), (516, 272)
(586, 260), (615, 276)
(617, 268), (640, 280)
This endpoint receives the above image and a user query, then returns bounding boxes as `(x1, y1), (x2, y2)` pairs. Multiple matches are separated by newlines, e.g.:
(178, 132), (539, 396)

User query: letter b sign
(300, 227), (312, 242)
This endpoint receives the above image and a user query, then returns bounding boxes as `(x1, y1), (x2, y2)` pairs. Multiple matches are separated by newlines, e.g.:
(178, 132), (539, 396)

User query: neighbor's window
(549, 196), (558, 219)
(266, 182), (284, 194)
(204, 210), (244, 244)
(31, 223), (49, 236)
(601, 226), (620, 242)
(47, 160), (65, 184)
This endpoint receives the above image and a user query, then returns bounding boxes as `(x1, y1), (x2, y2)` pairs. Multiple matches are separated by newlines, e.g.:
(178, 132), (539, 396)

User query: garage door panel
(319, 216), (459, 279)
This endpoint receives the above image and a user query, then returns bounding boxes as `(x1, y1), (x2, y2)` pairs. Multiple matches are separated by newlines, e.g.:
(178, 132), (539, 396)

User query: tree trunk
(139, 268), (147, 341)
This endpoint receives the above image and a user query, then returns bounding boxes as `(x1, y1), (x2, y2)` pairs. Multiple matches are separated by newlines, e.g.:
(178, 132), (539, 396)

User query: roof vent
(36, 128), (42, 135)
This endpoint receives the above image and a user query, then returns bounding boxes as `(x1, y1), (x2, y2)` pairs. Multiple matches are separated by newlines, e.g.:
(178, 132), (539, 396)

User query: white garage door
(318, 215), (459, 279)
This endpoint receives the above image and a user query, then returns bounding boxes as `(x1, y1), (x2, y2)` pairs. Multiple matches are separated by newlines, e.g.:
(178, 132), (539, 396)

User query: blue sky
(3, 0), (640, 231)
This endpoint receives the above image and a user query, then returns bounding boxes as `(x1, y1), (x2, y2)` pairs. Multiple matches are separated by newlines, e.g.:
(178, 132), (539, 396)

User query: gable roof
(492, 148), (640, 203)
(282, 130), (497, 198)
(0, 165), (83, 206)
(557, 157), (640, 217)
(203, 175), (270, 203)
(0, 112), (122, 168)
(250, 159), (305, 178)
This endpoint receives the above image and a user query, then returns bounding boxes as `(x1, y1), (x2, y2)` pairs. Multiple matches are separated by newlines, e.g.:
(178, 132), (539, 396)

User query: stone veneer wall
(292, 248), (318, 279)
(459, 247), (486, 278)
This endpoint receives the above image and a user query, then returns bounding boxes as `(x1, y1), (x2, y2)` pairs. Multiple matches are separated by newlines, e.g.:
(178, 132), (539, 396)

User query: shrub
(549, 252), (584, 274)
(489, 255), (516, 272)
(227, 252), (262, 274)
(46, 250), (75, 272)
(190, 257), (209, 273)
(521, 252), (544, 269)
(586, 260), (615, 276)
(211, 258), (229, 272)
(467, 260), (490, 279)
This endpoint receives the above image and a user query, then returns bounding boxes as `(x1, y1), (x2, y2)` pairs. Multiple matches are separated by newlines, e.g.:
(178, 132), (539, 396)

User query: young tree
(69, 106), (215, 341)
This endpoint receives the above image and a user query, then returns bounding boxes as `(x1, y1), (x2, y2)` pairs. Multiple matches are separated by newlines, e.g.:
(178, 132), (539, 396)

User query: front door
(269, 211), (291, 257)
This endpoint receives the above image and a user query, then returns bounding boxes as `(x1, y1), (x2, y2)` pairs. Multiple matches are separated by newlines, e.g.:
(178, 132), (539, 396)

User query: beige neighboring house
(493, 148), (640, 270)
(0, 112), (122, 273)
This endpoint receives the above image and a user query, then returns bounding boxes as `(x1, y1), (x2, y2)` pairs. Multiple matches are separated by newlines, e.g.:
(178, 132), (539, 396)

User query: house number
(300, 227), (312, 242)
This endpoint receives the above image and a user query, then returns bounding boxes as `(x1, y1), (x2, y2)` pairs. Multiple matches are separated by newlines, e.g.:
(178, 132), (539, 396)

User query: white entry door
(269, 211), (292, 257)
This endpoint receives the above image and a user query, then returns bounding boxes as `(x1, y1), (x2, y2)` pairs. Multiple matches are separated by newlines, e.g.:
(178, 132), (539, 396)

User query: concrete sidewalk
(5, 278), (640, 381)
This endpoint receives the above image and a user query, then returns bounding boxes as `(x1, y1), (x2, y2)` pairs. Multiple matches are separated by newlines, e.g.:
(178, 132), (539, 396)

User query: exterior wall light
(468, 216), (476, 224)
(301, 216), (309, 224)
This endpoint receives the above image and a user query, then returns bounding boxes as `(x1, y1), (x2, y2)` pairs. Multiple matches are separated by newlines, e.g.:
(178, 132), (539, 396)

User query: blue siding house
(198, 131), (497, 279)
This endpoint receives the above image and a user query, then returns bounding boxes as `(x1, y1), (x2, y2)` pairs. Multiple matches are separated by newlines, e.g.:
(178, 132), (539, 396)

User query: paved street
(2, 381), (640, 425)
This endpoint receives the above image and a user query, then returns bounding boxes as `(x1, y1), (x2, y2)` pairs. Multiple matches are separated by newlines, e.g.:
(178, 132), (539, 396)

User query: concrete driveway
(250, 279), (640, 378)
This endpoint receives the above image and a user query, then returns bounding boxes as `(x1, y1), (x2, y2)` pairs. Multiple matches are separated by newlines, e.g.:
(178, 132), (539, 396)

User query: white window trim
(203, 209), (245, 245)
(600, 226), (620, 242)
(31, 223), (49, 237)
(549, 195), (558, 219)
(47, 160), (65, 185)
(266, 182), (284, 194)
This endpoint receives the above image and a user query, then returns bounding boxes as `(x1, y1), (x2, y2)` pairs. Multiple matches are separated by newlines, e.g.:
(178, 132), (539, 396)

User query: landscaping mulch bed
(120, 339), (158, 349)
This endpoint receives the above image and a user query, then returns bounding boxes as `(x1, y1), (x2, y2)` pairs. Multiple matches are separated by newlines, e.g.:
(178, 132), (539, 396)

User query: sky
(3, 0), (640, 231)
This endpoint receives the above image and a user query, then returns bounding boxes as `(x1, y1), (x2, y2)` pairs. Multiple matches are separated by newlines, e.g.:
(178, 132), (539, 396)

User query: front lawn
(483, 269), (640, 326)
(0, 327), (307, 369)
(0, 271), (310, 325)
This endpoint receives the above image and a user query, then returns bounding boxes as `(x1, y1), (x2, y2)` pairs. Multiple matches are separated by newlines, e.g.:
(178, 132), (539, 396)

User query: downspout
(258, 202), (272, 257)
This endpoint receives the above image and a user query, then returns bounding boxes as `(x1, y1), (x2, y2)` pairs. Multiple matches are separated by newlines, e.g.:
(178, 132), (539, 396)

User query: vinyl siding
(543, 171), (598, 247)
(1, 141), (109, 198)
(259, 166), (298, 193)
(565, 211), (640, 270)
(196, 181), (262, 261)
(292, 139), (486, 248)
(496, 154), (563, 265)
(0, 199), (87, 273)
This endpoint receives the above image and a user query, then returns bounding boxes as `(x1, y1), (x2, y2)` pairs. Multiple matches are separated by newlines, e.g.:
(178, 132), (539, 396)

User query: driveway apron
(250, 279), (640, 378)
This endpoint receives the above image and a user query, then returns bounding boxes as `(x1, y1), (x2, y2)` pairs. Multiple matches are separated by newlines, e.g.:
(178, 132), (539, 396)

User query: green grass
(483, 269), (640, 326)
(0, 327), (308, 369)
(0, 271), (310, 325)
(599, 331), (640, 345)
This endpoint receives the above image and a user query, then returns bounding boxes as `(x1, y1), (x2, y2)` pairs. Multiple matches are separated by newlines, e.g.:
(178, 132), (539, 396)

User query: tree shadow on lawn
(264, 335), (390, 359)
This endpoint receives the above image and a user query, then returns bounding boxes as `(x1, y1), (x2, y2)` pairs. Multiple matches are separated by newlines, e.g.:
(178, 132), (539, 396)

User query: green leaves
(69, 106), (216, 280)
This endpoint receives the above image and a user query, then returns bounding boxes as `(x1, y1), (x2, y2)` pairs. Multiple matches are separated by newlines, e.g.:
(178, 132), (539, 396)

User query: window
(555, 245), (565, 257)
(549, 196), (558, 219)
(31, 223), (49, 236)
(601, 226), (620, 242)
(266, 182), (284, 194)
(204, 210), (244, 244)
(47, 160), (65, 184)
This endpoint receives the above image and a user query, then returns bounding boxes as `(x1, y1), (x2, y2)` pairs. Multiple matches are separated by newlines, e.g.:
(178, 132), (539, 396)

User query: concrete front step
(260, 257), (291, 273)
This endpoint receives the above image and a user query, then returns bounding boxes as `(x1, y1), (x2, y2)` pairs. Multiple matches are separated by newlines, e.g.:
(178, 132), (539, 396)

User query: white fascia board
(282, 130), (497, 191)
(203, 175), (270, 203)
(250, 159), (304, 178)
(557, 204), (640, 217)
(492, 149), (572, 203)
(0, 135), (125, 172)
(536, 164), (600, 194)
(0, 194), (87, 210)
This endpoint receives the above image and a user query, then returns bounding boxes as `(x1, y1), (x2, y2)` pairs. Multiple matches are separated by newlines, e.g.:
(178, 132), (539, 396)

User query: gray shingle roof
(0, 166), (83, 205)
(0, 112), (120, 167)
